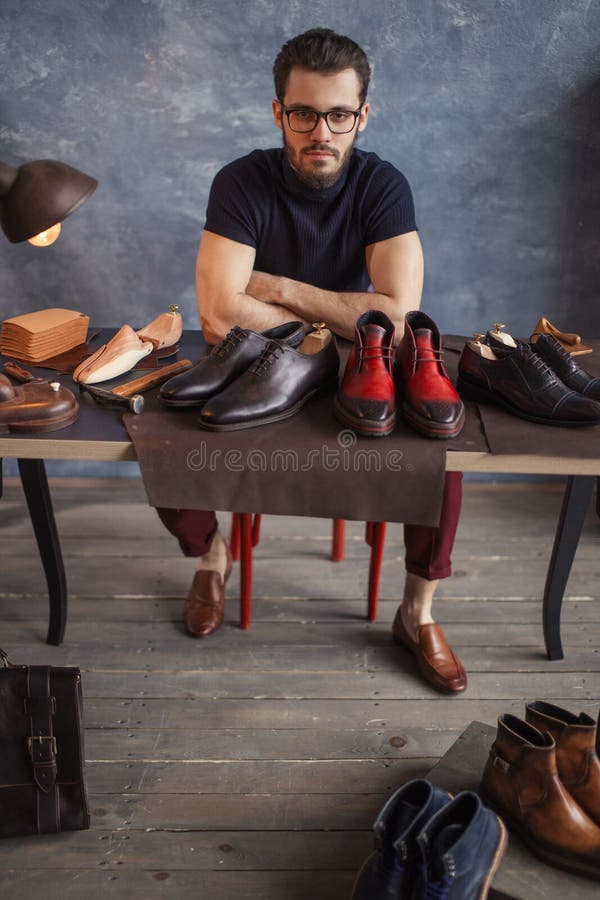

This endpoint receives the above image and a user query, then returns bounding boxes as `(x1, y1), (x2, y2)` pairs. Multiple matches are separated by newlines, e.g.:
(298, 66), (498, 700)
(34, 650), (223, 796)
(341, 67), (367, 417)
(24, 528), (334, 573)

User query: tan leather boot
(526, 700), (600, 827)
(481, 713), (600, 878)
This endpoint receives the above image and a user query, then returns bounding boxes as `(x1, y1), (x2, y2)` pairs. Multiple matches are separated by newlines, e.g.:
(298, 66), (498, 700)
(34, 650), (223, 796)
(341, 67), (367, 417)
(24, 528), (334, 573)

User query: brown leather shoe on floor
(392, 609), (467, 693)
(184, 545), (233, 637)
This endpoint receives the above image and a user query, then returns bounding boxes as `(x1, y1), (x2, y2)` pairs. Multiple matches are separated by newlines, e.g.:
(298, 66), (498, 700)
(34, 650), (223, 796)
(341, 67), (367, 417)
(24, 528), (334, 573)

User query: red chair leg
(367, 521), (386, 621)
(331, 518), (346, 561)
(229, 512), (241, 561)
(239, 513), (253, 629)
(252, 514), (262, 547)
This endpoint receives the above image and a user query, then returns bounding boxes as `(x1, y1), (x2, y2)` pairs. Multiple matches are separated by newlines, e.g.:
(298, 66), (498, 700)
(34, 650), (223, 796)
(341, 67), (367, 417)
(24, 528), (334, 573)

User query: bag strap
(0, 648), (10, 668)
(26, 667), (60, 834)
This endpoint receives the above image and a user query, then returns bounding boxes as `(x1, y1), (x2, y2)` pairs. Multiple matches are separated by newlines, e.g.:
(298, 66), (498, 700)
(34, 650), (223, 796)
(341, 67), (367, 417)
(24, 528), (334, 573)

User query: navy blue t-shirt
(204, 148), (417, 292)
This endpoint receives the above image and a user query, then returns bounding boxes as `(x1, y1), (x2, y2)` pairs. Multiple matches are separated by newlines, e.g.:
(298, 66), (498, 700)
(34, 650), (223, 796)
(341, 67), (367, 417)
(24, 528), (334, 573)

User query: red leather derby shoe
(393, 608), (467, 693)
(184, 544), (233, 637)
(334, 310), (396, 437)
(396, 311), (465, 438)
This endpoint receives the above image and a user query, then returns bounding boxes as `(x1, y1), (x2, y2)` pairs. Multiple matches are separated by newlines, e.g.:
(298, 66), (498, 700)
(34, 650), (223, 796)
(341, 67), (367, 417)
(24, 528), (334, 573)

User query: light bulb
(27, 222), (62, 247)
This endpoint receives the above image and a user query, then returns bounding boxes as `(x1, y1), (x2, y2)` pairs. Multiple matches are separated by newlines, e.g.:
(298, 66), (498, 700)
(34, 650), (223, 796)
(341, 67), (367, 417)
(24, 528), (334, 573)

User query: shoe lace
(525, 347), (558, 381)
(373, 853), (407, 880)
(212, 327), (246, 358)
(359, 347), (394, 365)
(410, 348), (445, 363)
(248, 341), (285, 376)
(425, 873), (452, 899)
(535, 336), (574, 369)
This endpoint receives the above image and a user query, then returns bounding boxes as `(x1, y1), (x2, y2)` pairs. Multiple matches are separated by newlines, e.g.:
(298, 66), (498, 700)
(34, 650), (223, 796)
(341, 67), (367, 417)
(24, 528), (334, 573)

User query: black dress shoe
(198, 333), (340, 430)
(160, 321), (305, 407)
(532, 334), (600, 402)
(457, 340), (600, 426)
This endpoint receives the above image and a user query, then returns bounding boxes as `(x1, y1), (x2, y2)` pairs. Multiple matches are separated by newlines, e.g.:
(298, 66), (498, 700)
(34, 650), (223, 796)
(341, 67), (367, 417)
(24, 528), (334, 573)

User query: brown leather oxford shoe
(392, 609), (467, 693)
(184, 545), (233, 637)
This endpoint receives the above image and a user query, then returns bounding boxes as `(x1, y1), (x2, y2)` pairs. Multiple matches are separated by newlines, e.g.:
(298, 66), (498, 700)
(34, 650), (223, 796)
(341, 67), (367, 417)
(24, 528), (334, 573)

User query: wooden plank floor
(0, 477), (599, 899)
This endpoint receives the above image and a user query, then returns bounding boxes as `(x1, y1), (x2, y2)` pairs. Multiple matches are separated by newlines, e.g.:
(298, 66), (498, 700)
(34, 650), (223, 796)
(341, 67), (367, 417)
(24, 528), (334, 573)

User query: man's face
(273, 67), (369, 189)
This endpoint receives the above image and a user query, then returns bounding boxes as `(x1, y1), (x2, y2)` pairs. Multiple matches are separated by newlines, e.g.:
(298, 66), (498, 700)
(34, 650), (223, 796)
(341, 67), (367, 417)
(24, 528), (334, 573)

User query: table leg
(17, 459), (67, 646)
(543, 475), (595, 661)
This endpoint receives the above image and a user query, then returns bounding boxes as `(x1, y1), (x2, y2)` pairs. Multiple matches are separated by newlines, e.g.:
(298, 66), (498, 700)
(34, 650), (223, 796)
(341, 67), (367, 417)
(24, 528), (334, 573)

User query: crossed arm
(196, 228), (424, 345)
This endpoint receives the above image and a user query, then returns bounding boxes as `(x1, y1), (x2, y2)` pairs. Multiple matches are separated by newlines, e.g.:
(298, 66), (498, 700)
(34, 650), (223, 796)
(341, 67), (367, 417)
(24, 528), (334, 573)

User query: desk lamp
(0, 158), (97, 246)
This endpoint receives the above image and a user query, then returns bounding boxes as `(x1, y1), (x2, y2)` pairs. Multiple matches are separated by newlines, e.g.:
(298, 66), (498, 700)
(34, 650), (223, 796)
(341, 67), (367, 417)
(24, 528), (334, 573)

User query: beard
(283, 133), (357, 189)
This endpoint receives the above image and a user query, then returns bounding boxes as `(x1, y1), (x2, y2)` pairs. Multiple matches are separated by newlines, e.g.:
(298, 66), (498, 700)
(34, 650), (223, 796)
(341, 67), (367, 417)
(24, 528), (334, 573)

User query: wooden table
(1, 334), (599, 653)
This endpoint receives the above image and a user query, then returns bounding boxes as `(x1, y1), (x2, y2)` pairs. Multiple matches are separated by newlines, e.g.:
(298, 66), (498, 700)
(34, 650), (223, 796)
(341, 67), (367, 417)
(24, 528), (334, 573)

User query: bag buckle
(27, 735), (57, 757)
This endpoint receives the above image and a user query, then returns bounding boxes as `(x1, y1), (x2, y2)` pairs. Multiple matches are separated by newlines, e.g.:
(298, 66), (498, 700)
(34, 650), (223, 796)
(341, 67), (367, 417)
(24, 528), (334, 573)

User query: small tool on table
(3, 357), (192, 415)
(79, 357), (193, 413)
(3, 360), (49, 384)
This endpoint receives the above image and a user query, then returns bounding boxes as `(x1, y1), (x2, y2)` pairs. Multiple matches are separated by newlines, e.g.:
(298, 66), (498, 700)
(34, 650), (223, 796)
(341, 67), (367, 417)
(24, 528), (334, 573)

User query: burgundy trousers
(156, 471), (462, 582)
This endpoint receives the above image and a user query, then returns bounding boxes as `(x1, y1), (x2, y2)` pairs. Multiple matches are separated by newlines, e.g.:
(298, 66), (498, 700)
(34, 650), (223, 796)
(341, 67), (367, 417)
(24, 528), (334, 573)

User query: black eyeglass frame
(280, 105), (364, 134)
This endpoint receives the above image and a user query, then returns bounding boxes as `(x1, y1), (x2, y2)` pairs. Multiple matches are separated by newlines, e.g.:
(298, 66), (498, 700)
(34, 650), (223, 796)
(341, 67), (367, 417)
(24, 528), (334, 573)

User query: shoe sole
(480, 788), (600, 880)
(400, 401), (465, 439)
(2, 406), (80, 433)
(349, 850), (377, 900)
(332, 395), (396, 437)
(160, 395), (209, 409)
(197, 378), (339, 431)
(477, 815), (508, 899)
(457, 374), (600, 427)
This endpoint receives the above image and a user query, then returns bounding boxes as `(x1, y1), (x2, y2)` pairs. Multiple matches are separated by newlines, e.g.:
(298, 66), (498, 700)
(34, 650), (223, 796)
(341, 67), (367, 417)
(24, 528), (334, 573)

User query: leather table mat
(444, 335), (600, 458)
(122, 334), (486, 526)
(125, 391), (449, 526)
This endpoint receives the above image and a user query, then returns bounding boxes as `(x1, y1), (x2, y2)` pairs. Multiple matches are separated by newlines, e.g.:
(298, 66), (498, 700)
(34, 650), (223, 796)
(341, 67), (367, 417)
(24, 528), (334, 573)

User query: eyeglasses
(281, 105), (363, 134)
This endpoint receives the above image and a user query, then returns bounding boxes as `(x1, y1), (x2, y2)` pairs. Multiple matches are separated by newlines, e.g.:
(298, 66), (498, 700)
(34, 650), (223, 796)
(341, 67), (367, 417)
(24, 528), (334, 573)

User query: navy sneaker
(351, 779), (451, 899)
(414, 791), (507, 900)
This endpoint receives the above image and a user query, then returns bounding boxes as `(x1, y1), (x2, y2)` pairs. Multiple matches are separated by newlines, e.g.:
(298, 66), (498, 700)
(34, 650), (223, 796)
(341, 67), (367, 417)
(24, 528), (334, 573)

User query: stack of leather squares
(0, 308), (89, 363)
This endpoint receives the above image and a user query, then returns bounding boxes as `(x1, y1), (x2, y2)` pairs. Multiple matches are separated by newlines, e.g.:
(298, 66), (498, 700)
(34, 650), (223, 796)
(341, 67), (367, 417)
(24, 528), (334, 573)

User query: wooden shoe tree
(299, 322), (332, 354)
(531, 316), (592, 356)
(487, 322), (517, 349)
(73, 324), (153, 384)
(136, 305), (183, 349)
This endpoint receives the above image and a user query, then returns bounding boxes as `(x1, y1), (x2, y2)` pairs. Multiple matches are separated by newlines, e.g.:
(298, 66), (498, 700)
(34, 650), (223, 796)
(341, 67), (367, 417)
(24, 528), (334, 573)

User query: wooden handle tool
(111, 358), (193, 397)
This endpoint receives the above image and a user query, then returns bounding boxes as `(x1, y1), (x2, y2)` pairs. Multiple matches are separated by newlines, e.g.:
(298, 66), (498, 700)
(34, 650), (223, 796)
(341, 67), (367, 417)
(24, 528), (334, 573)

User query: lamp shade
(0, 159), (97, 243)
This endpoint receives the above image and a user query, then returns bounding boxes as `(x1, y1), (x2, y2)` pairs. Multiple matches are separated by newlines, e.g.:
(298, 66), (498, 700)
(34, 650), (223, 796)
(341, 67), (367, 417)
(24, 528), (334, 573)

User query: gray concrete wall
(1, 0), (599, 340)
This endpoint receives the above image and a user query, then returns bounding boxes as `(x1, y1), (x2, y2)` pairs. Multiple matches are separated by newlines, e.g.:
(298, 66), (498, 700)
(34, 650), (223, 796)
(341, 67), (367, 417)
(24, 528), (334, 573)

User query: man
(157, 28), (466, 694)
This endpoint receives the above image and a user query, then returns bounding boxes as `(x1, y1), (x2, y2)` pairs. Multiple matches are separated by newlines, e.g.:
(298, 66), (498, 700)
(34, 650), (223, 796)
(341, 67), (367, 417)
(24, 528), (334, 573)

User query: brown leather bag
(0, 647), (90, 837)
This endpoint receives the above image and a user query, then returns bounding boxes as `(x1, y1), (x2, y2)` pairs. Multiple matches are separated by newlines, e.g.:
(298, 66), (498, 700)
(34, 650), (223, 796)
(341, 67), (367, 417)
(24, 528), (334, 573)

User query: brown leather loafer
(392, 610), (467, 693)
(184, 545), (233, 637)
